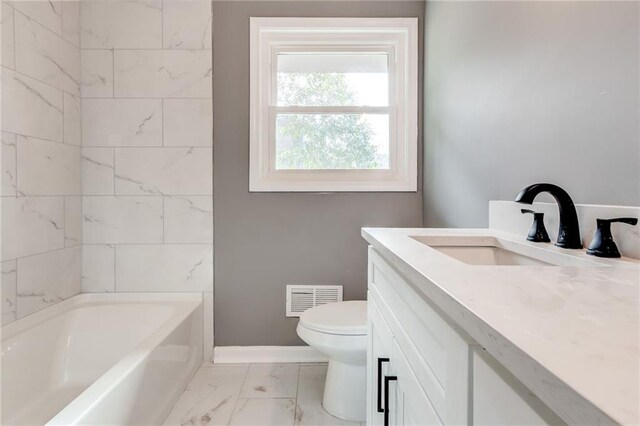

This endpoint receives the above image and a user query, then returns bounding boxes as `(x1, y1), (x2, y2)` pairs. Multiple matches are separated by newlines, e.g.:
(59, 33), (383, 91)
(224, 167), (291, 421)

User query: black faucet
(514, 183), (583, 249)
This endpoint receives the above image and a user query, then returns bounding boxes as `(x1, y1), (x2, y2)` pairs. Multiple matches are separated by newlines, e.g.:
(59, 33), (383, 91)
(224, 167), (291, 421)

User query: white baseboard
(213, 346), (328, 364)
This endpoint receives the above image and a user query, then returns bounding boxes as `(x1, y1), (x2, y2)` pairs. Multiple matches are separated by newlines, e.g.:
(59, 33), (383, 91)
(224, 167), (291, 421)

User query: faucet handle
(602, 218), (639, 226)
(521, 209), (551, 243)
(587, 217), (638, 258)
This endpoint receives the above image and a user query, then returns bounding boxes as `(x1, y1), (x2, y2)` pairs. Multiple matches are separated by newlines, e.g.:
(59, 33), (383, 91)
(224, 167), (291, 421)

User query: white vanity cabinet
(366, 247), (564, 426)
(367, 247), (473, 426)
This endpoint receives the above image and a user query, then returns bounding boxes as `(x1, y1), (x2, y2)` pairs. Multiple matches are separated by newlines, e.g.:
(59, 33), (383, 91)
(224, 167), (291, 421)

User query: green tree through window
(276, 73), (382, 170)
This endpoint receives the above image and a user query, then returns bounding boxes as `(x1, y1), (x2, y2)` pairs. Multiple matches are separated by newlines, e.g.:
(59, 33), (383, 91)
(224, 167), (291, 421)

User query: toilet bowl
(296, 301), (367, 422)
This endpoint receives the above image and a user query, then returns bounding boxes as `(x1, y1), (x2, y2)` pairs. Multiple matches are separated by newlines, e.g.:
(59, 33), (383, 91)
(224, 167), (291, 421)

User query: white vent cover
(286, 285), (343, 317)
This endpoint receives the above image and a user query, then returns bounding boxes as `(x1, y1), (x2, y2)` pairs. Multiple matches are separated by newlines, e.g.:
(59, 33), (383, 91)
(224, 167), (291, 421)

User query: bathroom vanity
(363, 202), (639, 426)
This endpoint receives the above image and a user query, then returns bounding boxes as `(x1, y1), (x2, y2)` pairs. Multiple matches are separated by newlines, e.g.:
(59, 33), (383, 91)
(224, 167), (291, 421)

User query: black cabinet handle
(384, 375), (398, 426)
(377, 358), (390, 413)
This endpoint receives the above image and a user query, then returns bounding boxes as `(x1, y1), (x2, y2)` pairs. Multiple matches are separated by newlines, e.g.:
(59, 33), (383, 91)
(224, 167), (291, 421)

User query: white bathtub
(1, 293), (203, 426)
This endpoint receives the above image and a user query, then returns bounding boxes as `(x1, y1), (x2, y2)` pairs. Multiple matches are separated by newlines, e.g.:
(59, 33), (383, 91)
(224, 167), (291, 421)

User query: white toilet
(296, 300), (368, 422)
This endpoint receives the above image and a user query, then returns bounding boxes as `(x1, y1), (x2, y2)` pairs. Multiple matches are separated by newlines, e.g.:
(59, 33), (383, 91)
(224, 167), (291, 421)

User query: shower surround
(1, 0), (214, 360)
(1, 0), (82, 324)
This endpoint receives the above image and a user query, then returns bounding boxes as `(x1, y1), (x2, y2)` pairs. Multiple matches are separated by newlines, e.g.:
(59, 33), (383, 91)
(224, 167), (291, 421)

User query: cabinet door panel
(392, 339), (443, 426)
(388, 372), (404, 426)
(368, 294), (395, 426)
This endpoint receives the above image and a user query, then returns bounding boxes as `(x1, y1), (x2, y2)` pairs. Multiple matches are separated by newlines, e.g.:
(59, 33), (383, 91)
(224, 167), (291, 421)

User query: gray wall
(213, 1), (424, 346)
(423, 1), (640, 228)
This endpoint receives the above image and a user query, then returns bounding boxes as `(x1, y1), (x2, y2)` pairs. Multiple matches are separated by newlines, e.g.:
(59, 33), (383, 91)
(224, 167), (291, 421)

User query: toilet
(296, 300), (368, 422)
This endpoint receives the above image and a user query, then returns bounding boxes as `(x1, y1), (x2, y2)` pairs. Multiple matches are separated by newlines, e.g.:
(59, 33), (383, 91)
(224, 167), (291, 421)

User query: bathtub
(1, 293), (203, 426)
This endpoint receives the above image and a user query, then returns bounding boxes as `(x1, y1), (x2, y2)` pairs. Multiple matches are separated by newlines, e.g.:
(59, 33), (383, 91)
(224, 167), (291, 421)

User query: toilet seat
(299, 300), (367, 336)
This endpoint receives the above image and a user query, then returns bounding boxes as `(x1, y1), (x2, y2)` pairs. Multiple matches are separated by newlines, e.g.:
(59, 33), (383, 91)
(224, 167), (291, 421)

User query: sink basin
(432, 245), (551, 266)
(410, 235), (605, 267)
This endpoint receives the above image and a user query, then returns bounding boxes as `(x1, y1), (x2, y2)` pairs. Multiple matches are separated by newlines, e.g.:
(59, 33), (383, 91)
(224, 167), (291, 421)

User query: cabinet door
(392, 340), (443, 426)
(368, 294), (395, 426)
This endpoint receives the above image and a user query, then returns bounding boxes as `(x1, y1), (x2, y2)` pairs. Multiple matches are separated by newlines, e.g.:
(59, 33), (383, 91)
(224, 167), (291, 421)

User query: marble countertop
(362, 227), (639, 426)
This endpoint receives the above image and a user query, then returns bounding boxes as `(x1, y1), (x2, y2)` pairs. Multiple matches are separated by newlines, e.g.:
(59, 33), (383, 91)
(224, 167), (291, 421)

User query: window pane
(275, 114), (390, 170)
(277, 53), (389, 107)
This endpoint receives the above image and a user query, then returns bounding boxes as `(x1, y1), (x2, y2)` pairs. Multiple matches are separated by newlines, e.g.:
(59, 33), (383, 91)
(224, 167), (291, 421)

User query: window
(250, 18), (418, 192)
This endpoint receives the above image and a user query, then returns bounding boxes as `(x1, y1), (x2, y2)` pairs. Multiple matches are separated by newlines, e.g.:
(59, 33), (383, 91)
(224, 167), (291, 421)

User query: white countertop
(362, 227), (639, 426)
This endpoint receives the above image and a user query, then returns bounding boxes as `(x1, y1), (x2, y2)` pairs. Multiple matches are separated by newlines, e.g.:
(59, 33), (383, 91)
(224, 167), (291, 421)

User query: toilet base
(322, 359), (366, 422)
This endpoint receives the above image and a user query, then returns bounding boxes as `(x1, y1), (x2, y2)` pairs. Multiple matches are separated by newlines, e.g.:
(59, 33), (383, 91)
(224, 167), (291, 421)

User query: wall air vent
(286, 285), (343, 317)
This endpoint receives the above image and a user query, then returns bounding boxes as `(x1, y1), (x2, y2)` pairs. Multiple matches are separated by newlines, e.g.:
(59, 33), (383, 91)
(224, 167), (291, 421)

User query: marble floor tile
(163, 363), (358, 426)
(240, 364), (299, 399)
(163, 365), (248, 426)
(229, 398), (296, 426)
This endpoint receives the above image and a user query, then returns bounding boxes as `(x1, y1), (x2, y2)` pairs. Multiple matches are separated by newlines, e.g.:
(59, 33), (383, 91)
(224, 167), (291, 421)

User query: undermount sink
(432, 245), (552, 266)
(410, 235), (606, 267)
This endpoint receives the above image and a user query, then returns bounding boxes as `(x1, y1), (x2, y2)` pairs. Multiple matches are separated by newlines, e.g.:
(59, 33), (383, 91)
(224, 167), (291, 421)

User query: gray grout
(162, 196), (165, 244)
(83, 145), (212, 149)
(111, 48), (115, 97)
(82, 96), (212, 100)
(12, 4), (76, 51)
(11, 1), (16, 70)
(113, 244), (117, 292)
(293, 363), (302, 425)
(228, 363), (252, 425)
(0, 64), (80, 98)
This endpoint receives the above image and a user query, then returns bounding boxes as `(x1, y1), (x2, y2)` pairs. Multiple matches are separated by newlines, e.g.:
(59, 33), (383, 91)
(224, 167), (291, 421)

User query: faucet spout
(515, 183), (583, 249)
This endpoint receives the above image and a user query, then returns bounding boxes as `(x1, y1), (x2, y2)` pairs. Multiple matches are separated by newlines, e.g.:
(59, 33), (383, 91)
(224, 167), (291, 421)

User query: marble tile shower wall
(1, 1), (82, 325)
(79, 0), (214, 358)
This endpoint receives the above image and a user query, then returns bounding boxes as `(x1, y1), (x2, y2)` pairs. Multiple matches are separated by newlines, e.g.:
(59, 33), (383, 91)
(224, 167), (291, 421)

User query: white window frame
(249, 17), (418, 192)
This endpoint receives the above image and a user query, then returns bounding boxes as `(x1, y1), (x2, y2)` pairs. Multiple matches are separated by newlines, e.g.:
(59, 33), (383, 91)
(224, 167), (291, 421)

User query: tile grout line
(62, 82), (65, 145)
(112, 147), (116, 195)
(111, 48), (115, 97)
(79, 7), (83, 292)
(13, 4), (76, 51)
(1, 62), (80, 100)
(11, 1), (16, 70)
(227, 364), (252, 425)
(79, 96), (212, 100)
(77, 48), (213, 52)
(162, 196), (165, 244)
(78, 0), (82, 50)
(81, 243), (211, 246)
(161, 0), (164, 49)
(59, 0), (63, 47)
(201, 291), (205, 361)
(14, 249), (19, 321)
(77, 146), (211, 149)
(161, 98), (165, 146)
(63, 196), (66, 245)
(8, 131), (81, 148)
(14, 132), (18, 196)
(293, 363), (301, 426)
(113, 244), (117, 292)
